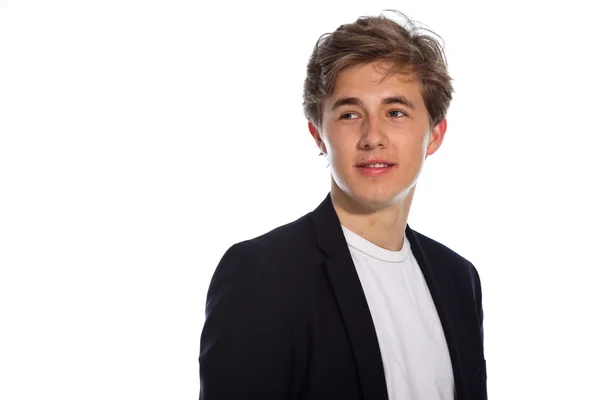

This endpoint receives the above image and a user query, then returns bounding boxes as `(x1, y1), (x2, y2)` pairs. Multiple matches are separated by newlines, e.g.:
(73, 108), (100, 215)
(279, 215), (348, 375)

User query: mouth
(356, 163), (395, 176)
(356, 159), (397, 168)
(357, 163), (395, 168)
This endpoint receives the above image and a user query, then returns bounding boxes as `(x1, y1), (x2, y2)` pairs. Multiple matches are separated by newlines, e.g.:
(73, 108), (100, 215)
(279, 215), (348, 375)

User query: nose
(358, 116), (388, 150)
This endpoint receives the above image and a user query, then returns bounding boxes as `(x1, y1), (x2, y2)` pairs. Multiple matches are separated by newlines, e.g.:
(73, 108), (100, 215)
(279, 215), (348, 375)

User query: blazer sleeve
(472, 263), (484, 345)
(470, 262), (487, 399)
(199, 241), (293, 400)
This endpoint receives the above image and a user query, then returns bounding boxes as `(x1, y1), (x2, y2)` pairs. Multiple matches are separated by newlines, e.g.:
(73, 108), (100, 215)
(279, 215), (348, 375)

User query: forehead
(329, 61), (423, 103)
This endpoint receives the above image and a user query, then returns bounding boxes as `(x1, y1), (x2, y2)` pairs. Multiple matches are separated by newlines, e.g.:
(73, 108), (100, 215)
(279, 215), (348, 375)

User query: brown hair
(303, 11), (453, 129)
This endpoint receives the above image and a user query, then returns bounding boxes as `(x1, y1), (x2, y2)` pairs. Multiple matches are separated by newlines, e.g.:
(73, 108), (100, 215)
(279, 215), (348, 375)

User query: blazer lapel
(405, 225), (467, 399)
(310, 194), (389, 400)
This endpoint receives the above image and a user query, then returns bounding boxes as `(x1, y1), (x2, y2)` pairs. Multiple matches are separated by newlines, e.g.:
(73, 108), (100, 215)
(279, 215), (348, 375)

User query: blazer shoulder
(409, 227), (482, 289)
(236, 211), (316, 258)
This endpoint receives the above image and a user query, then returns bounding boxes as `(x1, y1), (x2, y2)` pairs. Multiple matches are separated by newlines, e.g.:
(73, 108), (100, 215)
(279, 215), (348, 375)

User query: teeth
(364, 163), (390, 168)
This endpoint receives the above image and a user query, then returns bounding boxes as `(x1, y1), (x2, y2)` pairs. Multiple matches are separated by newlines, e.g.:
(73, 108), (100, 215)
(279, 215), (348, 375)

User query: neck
(330, 180), (415, 252)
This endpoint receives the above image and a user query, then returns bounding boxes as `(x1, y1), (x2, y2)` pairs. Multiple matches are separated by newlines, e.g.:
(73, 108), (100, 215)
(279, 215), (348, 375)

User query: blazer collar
(310, 193), (389, 400)
(404, 224), (467, 398)
(309, 193), (466, 400)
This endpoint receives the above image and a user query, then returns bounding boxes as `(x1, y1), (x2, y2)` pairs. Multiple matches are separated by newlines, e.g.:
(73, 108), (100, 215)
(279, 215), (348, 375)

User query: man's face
(309, 61), (446, 210)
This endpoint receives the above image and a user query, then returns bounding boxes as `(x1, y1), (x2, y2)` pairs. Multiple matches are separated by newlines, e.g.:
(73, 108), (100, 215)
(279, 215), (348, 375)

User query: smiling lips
(356, 159), (396, 176)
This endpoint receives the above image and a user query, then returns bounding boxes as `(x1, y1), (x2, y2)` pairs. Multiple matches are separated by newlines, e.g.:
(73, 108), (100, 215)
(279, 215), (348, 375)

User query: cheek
(329, 142), (355, 169)
(402, 133), (430, 157)
(324, 134), (348, 157)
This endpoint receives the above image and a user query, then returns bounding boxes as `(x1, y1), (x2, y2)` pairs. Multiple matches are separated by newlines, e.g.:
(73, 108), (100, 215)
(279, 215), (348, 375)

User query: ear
(308, 121), (327, 155)
(426, 118), (447, 157)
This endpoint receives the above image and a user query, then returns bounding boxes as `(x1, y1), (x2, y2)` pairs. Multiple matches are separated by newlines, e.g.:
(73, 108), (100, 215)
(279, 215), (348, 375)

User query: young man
(199, 12), (486, 400)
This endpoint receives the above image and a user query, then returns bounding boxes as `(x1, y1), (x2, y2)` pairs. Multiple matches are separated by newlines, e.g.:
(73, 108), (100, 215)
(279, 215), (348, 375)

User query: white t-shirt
(341, 226), (454, 400)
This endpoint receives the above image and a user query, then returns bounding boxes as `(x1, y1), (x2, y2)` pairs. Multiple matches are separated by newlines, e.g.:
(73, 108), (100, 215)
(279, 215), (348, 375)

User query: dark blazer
(199, 194), (487, 400)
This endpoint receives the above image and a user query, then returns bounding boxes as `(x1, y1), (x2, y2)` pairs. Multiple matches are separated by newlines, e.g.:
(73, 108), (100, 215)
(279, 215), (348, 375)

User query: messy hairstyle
(303, 11), (453, 130)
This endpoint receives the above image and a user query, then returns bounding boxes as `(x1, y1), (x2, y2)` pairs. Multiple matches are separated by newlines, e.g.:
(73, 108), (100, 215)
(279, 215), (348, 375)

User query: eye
(340, 112), (359, 120)
(388, 110), (406, 118)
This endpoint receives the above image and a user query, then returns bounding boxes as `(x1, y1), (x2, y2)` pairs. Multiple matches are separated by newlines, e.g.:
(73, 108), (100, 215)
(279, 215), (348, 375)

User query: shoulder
(213, 210), (318, 280)
(205, 211), (321, 322)
(408, 226), (482, 292)
(228, 210), (317, 262)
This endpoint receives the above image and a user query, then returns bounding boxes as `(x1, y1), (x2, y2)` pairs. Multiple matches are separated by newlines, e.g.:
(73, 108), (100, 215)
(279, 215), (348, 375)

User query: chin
(332, 176), (410, 208)
(345, 189), (401, 210)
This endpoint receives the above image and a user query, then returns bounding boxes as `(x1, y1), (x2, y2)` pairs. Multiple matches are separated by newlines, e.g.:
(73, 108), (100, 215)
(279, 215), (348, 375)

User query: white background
(1, 0), (599, 398)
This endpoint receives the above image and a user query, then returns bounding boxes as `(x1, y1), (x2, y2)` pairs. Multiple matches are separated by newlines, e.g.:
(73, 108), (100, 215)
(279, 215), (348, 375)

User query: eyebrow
(330, 94), (416, 112)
